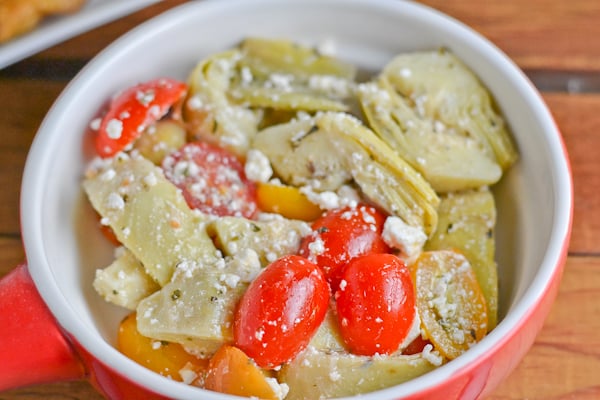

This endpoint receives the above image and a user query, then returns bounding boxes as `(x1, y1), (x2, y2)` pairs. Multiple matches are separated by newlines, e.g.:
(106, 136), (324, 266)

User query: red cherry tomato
(162, 141), (258, 218)
(402, 335), (432, 356)
(95, 78), (187, 158)
(335, 253), (416, 356)
(299, 204), (390, 291)
(233, 255), (329, 368)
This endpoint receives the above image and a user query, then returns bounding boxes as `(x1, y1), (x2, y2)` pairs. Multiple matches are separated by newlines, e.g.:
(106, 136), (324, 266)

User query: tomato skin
(95, 78), (187, 158)
(233, 255), (330, 368)
(162, 141), (258, 218)
(412, 250), (488, 360)
(117, 313), (207, 381)
(299, 204), (390, 291)
(256, 182), (323, 221)
(335, 253), (416, 356)
(205, 345), (278, 399)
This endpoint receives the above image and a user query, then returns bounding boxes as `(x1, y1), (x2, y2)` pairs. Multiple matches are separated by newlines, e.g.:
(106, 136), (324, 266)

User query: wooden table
(1, 1), (598, 398)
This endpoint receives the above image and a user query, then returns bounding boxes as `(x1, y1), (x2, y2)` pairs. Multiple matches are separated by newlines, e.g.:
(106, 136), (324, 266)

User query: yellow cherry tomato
(205, 345), (278, 399)
(412, 250), (488, 360)
(256, 182), (322, 221)
(117, 313), (207, 382)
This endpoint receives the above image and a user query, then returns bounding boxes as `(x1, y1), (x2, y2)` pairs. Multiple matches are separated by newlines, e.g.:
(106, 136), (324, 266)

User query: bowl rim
(20, 0), (573, 398)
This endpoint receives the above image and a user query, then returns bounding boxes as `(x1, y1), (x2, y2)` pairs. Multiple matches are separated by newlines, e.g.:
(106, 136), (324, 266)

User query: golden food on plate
(0, 0), (85, 43)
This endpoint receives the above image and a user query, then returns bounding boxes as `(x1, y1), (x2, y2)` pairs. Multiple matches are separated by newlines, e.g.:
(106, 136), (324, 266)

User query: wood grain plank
(543, 93), (600, 255)
(17, 0), (600, 74)
(419, 0), (600, 72)
(489, 256), (600, 399)
(0, 80), (64, 234)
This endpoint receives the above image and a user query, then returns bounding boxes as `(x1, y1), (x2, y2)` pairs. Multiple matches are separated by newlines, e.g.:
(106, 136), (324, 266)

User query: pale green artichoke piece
(229, 38), (356, 114)
(240, 37), (356, 80)
(136, 256), (259, 358)
(253, 112), (439, 236)
(309, 310), (346, 352)
(207, 215), (311, 266)
(184, 49), (261, 157)
(425, 188), (498, 330)
(382, 49), (518, 170)
(279, 347), (439, 399)
(83, 154), (220, 286)
(93, 247), (160, 310)
(358, 79), (502, 193)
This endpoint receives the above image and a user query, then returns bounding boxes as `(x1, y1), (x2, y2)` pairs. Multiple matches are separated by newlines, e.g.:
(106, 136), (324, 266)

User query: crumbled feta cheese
(89, 118), (102, 131)
(142, 172), (158, 187)
(244, 149), (273, 182)
(178, 362), (198, 384)
(422, 344), (443, 366)
(106, 119), (123, 139)
(265, 377), (289, 400)
(382, 216), (427, 264)
(105, 192), (125, 210)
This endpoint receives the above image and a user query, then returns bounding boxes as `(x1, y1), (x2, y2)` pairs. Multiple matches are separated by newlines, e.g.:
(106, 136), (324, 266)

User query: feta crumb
(265, 377), (289, 400)
(220, 273), (241, 289)
(89, 118), (102, 131)
(382, 216), (427, 264)
(143, 172), (158, 187)
(244, 149), (273, 182)
(179, 362), (198, 385)
(106, 119), (123, 139)
(105, 192), (125, 211)
(422, 344), (443, 366)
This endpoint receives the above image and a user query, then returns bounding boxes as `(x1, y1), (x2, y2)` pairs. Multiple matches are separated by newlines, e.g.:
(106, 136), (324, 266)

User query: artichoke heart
(358, 79), (502, 193)
(381, 49), (518, 170)
(229, 37), (356, 114)
(253, 112), (439, 235)
(183, 49), (261, 157)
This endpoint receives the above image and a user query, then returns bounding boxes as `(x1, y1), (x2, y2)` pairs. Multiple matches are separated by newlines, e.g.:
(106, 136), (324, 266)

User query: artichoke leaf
(425, 188), (498, 330)
(240, 37), (356, 80)
(253, 112), (439, 235)
(136, 255), (260, 358)
(358, 79), (502, 193)
(280, 347), (438, 400)
(184, 49), (260, 157)
(382, 49), (518, 170)
(229, 38), (356, 114)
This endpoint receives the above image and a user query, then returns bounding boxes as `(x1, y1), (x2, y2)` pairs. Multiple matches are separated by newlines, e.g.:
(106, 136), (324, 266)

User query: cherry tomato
(205, 345), (278, 399)
(299, 204), (390, 290)
(334, 253), (416, 356)
(233, 255), (329, 368)
(117, 313), (207, 381)
(162, 141), (258, 218)
(256, 182), (323, 221)
(95, 78), (187, 158)
(402, 335), (432, 356)
(412, 250), (488, 360)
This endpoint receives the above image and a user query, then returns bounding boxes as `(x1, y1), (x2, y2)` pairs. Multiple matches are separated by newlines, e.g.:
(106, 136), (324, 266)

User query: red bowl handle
(0, 263), (86, 391)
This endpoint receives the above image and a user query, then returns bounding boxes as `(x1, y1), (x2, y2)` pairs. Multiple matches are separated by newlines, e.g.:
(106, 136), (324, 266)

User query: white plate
(0, 0), (160, 69)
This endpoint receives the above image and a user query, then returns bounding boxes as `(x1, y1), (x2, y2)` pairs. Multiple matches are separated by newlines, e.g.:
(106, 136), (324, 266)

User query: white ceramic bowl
(5, 0), (572, 399)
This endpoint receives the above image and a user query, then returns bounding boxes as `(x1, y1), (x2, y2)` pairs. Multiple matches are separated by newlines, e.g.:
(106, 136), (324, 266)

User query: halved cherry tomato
(334, 253), (415, 356)
(162, 141), (258, 218)
(402, 335), (432, 356)
(95, 78), (187, 158)
(298, 204), (390, 291)
(412, 250), (488, 360)
(233, 255), (329, 368)
(117, 313), (207, 382)
(256, 182), (323, 221)
(205, 345), (278, 399)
